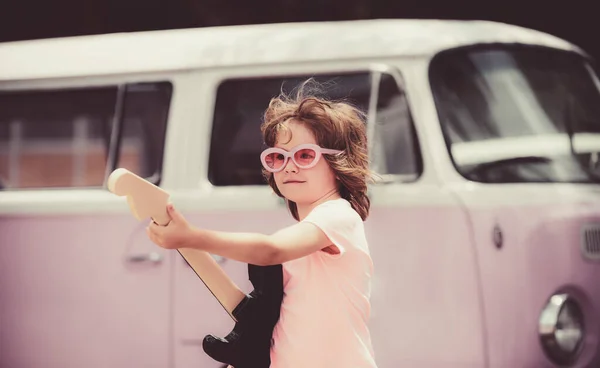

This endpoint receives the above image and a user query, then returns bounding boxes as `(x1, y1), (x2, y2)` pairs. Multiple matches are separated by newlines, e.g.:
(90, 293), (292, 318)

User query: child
(147, 80), (378, 368)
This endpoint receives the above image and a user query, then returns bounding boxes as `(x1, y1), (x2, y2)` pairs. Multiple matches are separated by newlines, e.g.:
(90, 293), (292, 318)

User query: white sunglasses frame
(260, 143), (343, 173)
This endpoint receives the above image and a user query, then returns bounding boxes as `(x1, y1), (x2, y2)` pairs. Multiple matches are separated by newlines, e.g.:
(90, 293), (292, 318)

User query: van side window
(0, 82), (171, 190)
(371, 73), (422, 181)
(209, 71), (421, 186)
(118, 83), (172, 183)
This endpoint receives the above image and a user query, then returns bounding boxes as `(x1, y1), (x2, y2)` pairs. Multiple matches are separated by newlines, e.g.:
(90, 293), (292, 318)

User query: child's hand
(146, 204), (194, 249)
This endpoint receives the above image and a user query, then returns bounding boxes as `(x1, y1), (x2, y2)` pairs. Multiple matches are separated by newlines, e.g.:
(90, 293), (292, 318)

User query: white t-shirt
(269, 198), (377, 368)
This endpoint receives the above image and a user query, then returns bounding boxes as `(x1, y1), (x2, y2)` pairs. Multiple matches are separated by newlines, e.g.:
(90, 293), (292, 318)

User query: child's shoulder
(308, 198), (362, 224)
(312, 197), (350, 211)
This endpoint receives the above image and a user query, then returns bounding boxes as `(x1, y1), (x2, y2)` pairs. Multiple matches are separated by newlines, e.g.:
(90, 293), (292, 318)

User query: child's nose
(284, 158), (298, 173)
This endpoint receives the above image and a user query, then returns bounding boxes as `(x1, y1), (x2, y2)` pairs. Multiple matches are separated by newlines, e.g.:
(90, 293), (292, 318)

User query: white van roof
(0, 19), (584, 82)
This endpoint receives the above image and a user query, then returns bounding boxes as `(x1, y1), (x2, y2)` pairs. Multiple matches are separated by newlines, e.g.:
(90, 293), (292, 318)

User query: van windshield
(430, 46), (600, 184)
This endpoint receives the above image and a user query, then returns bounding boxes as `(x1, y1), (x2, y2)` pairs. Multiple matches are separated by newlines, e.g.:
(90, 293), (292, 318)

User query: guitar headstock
(107, 168), (171, 226)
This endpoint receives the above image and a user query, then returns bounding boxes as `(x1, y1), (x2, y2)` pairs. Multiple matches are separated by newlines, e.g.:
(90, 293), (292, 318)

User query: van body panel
(0, 214), (171, 368)
(450, 184), (600, 367)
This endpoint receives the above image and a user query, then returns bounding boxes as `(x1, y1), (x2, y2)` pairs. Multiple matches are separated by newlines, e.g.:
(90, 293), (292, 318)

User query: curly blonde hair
(260, 79), (373, 221)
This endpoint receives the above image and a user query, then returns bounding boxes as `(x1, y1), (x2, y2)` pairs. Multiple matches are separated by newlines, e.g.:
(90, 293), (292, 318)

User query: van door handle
(126, 252), (163, 264)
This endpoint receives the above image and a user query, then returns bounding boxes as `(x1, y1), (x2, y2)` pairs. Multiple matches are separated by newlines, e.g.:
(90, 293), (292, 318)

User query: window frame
(205, 62), (424, 188)
(0, 76), (173, 191)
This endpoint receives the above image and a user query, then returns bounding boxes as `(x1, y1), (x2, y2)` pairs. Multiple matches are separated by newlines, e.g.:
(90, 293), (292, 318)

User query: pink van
(1, 19), (599, 367)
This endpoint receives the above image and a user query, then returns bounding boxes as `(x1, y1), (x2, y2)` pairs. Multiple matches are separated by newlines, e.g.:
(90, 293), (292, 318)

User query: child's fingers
(146, 227), (162, 246)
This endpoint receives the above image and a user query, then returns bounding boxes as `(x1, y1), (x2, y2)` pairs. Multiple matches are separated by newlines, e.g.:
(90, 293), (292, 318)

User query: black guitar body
(202, 263), (284, 368)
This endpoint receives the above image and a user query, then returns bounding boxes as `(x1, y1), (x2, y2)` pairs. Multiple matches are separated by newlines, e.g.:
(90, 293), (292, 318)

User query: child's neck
(296, 188), (341, 221)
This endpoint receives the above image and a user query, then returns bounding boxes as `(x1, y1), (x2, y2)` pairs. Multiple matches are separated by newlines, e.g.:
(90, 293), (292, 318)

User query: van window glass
(430, 46), (600, 184)
(209, 72), (421, 186)
(118, 83), (172, 183)
(0, 82), (171, 190)
(371, 72), (422, 181)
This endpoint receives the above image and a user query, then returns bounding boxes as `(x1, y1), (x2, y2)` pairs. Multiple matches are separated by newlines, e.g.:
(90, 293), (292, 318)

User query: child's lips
(283, 180), (305, 184)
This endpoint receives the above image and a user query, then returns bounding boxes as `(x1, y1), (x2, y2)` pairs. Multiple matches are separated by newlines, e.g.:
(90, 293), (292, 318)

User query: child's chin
(281, 192), (311, 205)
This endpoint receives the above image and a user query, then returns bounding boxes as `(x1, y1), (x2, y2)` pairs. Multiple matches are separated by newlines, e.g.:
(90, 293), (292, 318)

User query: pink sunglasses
(260, 143), (343, 173)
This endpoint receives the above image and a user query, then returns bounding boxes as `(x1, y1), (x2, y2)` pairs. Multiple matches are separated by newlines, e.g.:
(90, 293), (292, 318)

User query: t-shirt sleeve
(301, 201), (358, 259)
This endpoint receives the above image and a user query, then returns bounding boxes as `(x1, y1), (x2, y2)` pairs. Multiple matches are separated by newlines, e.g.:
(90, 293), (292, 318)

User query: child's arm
(185, 221), (330, 266)
(147, 204), (332, 265)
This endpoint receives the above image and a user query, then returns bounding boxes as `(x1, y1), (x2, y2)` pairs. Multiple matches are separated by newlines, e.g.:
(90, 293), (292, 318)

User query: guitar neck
(177, 248), (246, 321)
